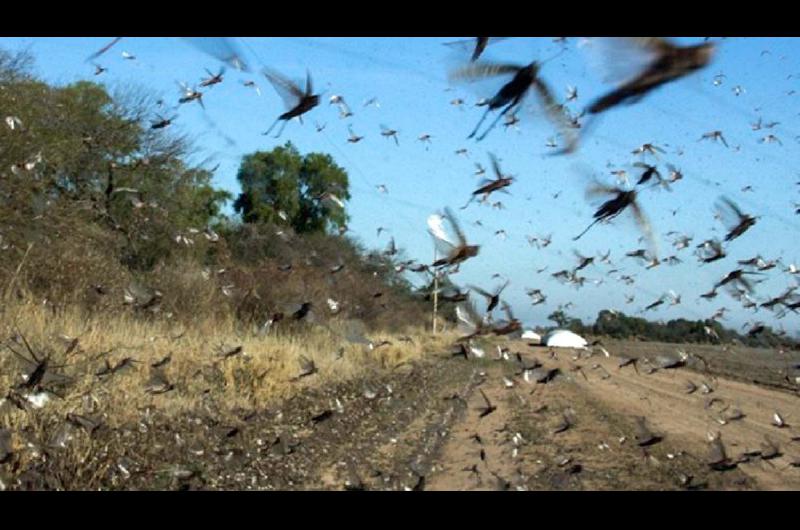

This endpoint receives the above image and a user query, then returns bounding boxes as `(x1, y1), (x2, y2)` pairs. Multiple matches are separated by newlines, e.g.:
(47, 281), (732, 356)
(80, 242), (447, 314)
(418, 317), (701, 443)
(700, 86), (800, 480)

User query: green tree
(0, 49), (230, 271)
(233, 142), (350, 234)
(548, 310), (570, 328)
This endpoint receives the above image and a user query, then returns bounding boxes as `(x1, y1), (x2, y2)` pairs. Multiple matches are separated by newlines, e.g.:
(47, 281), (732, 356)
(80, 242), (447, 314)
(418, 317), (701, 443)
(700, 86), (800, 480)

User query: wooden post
(432, 247), (439, 335)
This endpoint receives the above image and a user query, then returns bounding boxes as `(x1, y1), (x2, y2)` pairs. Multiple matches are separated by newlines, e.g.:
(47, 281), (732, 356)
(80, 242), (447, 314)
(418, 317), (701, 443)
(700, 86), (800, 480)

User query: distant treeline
(547, 309), (797, 349)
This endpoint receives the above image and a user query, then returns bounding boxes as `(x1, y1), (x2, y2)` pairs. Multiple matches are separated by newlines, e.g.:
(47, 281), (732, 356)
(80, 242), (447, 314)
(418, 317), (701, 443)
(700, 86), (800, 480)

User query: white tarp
(521, 330), (541, 342)
(544, 329), (588, 349)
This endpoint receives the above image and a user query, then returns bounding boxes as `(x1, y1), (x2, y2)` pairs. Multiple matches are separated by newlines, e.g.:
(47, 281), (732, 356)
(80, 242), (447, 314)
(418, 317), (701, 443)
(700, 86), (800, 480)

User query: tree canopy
(233, 142), (350, 234)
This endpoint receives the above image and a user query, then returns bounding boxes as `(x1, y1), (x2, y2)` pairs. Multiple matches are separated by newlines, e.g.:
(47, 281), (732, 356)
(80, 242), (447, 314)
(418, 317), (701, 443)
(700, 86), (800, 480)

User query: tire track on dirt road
(424, 351), (747, 490)
(536, 345), (800, 490)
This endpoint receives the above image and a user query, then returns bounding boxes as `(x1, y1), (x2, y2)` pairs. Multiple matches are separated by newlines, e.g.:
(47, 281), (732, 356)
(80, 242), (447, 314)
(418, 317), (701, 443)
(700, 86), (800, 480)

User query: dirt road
(305, 340), (800, 491)
(425, 343), (800, 490)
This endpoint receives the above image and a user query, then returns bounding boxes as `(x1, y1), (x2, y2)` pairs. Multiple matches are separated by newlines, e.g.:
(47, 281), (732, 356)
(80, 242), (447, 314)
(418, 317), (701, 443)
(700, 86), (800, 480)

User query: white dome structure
(544, 329), (588, 349)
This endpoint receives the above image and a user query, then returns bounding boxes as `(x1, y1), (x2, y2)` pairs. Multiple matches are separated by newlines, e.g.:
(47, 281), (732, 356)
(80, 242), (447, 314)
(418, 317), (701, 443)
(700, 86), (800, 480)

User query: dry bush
(0, 204), (131, 312)
(1, 211), (430, 334)
(137, 258), (231, 324)
(210, 223), (430, 331)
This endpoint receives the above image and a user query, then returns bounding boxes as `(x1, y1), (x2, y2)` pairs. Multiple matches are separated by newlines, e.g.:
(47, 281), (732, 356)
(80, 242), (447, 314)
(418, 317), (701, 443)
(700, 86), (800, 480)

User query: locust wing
(263, 68), (304, 110)
(443, 37), (510, 62)
(305, 70), (314, 96)
(428, 213), (457, 255)
(581, 37), (665, 85)
(489, 153), (504, 179)
(448, 61), (522, 83)
(531, 77), (575, 143)
(455, 301), (484, 336)
(443, 207), (468, 247)
(182, 37), (249, 72)
(501, 301), (515, 322)
(716, 196), (746, 225)
(631, 200), (657, 258)
(468, 285), (494, 300)
(87, 37), (123, 62)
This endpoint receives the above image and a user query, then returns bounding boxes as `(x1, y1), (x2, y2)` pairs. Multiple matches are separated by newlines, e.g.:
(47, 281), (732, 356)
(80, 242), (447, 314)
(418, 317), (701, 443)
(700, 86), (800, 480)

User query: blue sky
(2, 36), (799, 334)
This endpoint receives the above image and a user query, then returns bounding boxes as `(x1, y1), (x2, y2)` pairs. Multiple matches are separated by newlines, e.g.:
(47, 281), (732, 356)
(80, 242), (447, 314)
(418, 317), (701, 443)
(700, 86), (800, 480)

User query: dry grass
(0, 296), (460, 489)
(0, 297), (458, 427)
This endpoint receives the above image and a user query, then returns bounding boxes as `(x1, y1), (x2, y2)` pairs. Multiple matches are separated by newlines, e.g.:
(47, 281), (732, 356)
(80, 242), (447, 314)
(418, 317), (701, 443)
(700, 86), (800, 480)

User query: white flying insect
(5, 116), (23, 130)
(327, 298), (340, 314)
